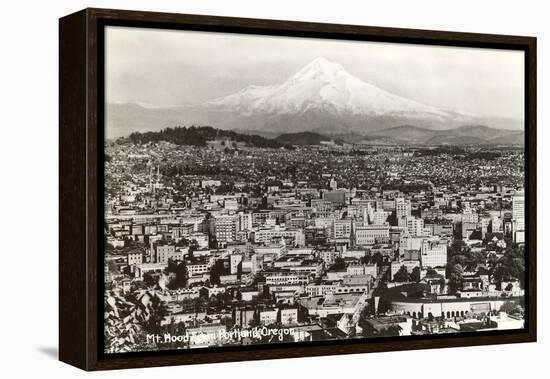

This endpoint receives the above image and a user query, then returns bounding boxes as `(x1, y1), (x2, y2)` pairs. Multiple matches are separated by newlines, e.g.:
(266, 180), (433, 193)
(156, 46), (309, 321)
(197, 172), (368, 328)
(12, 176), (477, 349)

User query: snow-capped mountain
(209, 57), (451, 119)
(106, 57), (523, 138)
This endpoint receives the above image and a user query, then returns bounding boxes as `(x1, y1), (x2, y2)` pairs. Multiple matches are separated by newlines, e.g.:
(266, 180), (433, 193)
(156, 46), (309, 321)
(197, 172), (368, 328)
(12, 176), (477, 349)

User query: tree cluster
(128, 126), (289, 149)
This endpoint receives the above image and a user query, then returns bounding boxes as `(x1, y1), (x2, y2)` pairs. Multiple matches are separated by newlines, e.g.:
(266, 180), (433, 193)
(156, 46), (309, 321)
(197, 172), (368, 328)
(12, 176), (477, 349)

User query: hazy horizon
(106, 26), (525, 122)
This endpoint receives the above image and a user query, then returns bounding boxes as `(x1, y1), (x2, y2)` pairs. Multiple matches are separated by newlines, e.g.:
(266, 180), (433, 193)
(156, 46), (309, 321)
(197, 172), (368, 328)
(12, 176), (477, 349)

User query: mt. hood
(210, 57), (451, 119)
(107, 57), (522, 138)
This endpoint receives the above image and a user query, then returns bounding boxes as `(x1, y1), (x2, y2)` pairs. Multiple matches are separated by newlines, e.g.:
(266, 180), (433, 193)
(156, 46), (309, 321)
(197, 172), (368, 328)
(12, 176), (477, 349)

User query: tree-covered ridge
(127, 126), (290, 149)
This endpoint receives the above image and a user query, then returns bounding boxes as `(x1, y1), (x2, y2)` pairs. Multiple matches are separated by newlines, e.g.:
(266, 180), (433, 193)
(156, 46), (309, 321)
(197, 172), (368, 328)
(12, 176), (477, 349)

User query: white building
(237, 212), (253, 231)
(189, 232), (209, 249)
(264, 271), (309, 285)
(512, 191), (525, 242)
(420, 238), (447, 269)
(253, 227), (305, 246)
(347, 263), (377, 277)
(229, 253), (243, 274)
(279, 308), (299, 325)
(156, 244), (183, 264)
(372, 209), (389, 226)
(333, 219), (352, 239)
(259, 309), (279, 325)
(405, 216), (425, 236)
(395, 198), (411, 227)
(354, 224), (390, 245)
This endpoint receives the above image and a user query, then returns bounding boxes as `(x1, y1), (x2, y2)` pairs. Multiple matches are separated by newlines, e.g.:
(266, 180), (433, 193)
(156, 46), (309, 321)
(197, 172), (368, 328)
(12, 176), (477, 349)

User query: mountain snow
(208, 57), (453, 119)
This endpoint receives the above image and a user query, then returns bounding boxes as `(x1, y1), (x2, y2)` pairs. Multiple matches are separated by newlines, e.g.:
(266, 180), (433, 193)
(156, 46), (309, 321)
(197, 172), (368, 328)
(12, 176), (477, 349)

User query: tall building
(491, 215), (503, 233)
(230, 253), (243, 274)
(333, 219), (352, 239)
(155, 244), (182, 264)
(513, 191), (525, 230)
(237, 212), (253, 232)
(210, 214), (238, 244)
(405, 216), (424, 236)
(372, 209), (388, 225)
(480, 217), (491, 239)
(395, 197), (411, 227)
(512, 191), (525, 242)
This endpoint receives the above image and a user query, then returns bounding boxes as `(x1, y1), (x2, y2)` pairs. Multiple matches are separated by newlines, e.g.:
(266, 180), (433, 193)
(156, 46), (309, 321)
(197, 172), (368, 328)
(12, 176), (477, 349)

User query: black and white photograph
(102, 25), (527, 354)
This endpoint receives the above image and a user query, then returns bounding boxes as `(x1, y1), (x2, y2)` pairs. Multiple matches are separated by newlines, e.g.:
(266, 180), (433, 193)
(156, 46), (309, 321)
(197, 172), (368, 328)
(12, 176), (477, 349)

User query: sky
(105, 26), (525, 120)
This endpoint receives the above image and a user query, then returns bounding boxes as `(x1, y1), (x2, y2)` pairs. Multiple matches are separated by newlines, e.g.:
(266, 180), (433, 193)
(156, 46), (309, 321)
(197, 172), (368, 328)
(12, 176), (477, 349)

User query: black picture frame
(59, 8), (537, 371)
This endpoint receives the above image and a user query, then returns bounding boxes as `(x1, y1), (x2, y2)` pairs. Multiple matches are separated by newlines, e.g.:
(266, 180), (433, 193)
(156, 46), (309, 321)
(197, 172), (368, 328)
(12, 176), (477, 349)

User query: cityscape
(103, 29), (526, 354)
(103, 130), (526, 353)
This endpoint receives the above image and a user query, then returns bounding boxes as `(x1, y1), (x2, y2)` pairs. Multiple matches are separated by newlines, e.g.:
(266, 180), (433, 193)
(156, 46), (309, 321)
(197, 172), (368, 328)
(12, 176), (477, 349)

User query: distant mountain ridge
(107, 57), (523, 139)
(362, 125), (523, 146)
(270, 125), (523, 146)
(120, 124), (522, 148)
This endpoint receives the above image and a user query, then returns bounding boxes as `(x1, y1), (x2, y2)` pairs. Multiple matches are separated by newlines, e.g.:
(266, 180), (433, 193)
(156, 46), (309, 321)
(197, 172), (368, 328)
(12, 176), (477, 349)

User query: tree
(209, 260), (226, 285)
(393, 266), (410, 282)
(175, 237), (190, 247)
(438, 276), (447, 292)
(193, 297), (207, 313)
(446, 263), (464, 294)
(330, 257), (346, 271)
(165, 259), (187, 289)
(104, 290), (168, 353)
(449, 239), (467, 254)
(492, 247), (525, 287)
(142, 272), (158, 288)
(360, 255), (371, 265)
(468, 250), (486, 267)
(499, 300), (521, 315)
(370, 252), (384, 266)
(139, 292), (168, 335)
(425, 268), (439, 277)
(449, 254), (468, 267)
(411, 266), (421, 282)
(363, 323), (402, 337)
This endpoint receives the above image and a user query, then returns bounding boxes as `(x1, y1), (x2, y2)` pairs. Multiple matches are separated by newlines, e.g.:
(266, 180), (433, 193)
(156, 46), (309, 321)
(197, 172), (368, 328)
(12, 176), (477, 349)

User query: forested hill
(126, 126), (289, 149)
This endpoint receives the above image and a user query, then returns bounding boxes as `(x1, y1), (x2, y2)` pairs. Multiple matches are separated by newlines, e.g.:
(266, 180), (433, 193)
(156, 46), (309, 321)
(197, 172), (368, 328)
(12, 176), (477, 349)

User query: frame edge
(59, 9), (89, 371)
(60, 7), (538, 371)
